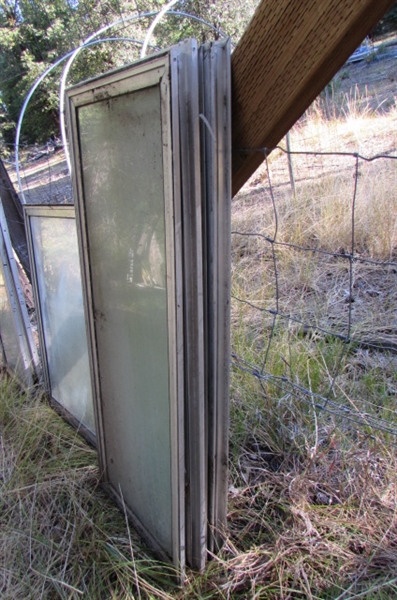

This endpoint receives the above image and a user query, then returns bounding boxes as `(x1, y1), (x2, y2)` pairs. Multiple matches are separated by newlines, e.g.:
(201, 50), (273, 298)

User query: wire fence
(231, 133), (397, 440)
(3, 111), (397, 441)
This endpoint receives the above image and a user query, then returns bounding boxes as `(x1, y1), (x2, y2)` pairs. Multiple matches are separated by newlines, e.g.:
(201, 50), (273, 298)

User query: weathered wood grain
(231, 0), (395, 195)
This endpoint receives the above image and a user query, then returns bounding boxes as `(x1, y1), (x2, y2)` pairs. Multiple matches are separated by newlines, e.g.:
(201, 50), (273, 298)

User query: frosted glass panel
(0, 261), (23, 374)
(78, 86), (172, 553)
(29, 215), (95, 433)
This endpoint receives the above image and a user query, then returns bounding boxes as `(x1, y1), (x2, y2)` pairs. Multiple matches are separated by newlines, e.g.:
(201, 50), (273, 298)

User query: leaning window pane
(28, 211), (95, 434)
(0, 261), (24, 375)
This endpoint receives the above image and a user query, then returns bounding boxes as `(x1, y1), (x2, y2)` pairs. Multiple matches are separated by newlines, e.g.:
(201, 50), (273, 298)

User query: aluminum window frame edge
(0, 242), (33, 387)
(0, 331), (6, 369)
(24, 204), (96, 446)
(170, 39), (207, 572)
(0, 199), (39, 387)
(198, 39), (232, 553)
(66, 52), (185, 571)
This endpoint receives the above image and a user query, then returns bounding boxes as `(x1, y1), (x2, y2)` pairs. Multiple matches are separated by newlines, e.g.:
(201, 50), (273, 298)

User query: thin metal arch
(16, 9), (230, 191)
(15, 37), (150, 202)
(141, 0), (179, 59)
(59, 11), (229, 173)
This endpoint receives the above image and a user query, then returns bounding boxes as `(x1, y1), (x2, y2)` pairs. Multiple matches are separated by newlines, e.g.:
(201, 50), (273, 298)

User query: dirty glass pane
(30, 215), (95, 433)
(78, 85), (172, 554)
(0, 261), (24, 375)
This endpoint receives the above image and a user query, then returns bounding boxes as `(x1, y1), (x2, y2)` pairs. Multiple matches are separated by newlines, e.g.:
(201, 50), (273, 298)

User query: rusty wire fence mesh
(231, 130), (397, 440)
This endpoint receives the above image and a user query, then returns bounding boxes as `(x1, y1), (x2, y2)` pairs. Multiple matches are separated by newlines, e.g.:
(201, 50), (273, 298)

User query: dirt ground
(334, 38), (397, 112)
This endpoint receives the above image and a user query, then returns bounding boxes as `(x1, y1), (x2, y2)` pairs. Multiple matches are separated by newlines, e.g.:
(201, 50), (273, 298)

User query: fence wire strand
(231, 142), (397, 439)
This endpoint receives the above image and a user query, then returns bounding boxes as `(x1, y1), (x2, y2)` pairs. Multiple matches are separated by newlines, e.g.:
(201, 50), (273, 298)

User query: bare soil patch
(9, 150), (71, 204)
(335, 38), (397, 112)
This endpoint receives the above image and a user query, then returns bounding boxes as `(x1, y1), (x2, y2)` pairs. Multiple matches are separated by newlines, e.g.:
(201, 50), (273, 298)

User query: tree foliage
(0, 0), (129, 145)
(0, 0), (259, 148)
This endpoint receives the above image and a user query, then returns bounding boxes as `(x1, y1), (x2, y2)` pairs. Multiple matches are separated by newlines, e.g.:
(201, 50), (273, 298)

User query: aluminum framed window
(24, 205), (95, 443)
(68, 47), (186, 569)
(67, 38), (231, 573)
(0, 200), (40, 387)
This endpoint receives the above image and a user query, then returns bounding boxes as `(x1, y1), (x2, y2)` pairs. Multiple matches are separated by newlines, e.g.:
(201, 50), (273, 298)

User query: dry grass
(227, 89), (397, 596)
(1, 371), (397, 599)
(0, 375), (180, 599)
(7, 149), (72, 204)
(231, 92), (397, 425)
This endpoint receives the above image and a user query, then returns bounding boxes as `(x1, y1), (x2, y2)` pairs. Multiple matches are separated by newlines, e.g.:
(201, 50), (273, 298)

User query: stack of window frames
(0, 200), (39, 387)
(24, 205), (95, 443)
(66, 38), (231, 574)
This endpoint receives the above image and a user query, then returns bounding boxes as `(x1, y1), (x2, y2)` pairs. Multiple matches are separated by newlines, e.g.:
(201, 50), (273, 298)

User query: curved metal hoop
(16, 8), (229, 197)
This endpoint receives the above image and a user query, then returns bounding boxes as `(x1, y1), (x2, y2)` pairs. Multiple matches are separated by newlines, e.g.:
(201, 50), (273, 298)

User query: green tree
(0, 0), (259, 146)
(0, 0), (129, 144)
(143, 0), (258, 50)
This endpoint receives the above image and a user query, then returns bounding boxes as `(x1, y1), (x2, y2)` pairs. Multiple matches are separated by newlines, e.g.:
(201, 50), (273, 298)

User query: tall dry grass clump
(2, 372), (397, 598)
(0, 374), (179, 599)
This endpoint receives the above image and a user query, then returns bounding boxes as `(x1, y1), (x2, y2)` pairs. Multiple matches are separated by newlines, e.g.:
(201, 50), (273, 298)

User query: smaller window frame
(24, 204), (95, 445)
(0, 199), (40, 387)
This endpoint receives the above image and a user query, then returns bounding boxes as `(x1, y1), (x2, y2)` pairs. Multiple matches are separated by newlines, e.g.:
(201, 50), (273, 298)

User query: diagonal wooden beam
(231, 0), (395, 196)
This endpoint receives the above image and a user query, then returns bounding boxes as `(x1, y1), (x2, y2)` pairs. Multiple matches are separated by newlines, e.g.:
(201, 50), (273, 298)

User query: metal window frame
(0, 199), (40, 387)
(24, 204), (95, 446)
(67, 49), (188, 571)
(170, 40), (207, 572)
(66, 37), (231, 574)
(199, 39), (231, 554)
